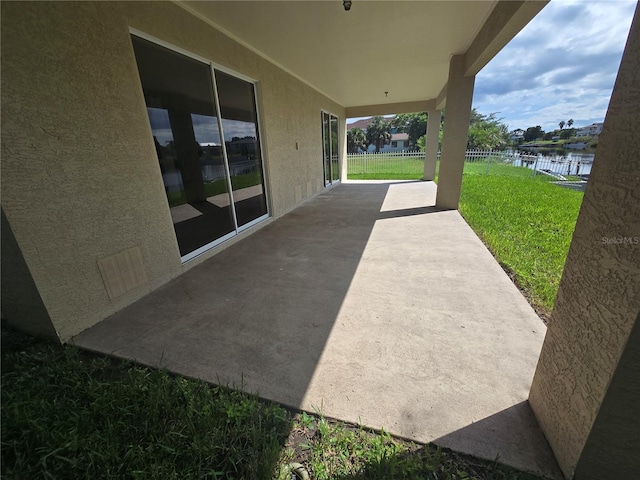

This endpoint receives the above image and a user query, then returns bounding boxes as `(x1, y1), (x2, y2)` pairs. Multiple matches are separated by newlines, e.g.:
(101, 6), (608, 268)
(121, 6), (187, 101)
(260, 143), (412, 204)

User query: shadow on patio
(72, 180), (561, 479)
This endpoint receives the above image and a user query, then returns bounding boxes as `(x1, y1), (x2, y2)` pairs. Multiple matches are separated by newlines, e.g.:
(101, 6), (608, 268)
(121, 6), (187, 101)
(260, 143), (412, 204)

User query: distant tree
(466, 109), (509, 150)
(560, 127), (576, 139)
(347, 127), (367, 153)
(415, 110), (448, 151)
(469, 109), (485, 124)
(524, 125), (545, 142)
(559, 120), (565, 130)
(567, 118), (574, 128)
(365, 116), (392, 152)
(391, 112), (427, 148)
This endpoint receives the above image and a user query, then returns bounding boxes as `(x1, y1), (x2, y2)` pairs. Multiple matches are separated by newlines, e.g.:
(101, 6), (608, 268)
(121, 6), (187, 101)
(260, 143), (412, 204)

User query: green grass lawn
(458, 166), (583, 315)
(348, 172), (424, 180)
(346, 156), (528, 181)
(347, 154), (425, 179)
(347, 159), (583, 316)
(1, 329), (543, 480)
(463, 161), (536, 178)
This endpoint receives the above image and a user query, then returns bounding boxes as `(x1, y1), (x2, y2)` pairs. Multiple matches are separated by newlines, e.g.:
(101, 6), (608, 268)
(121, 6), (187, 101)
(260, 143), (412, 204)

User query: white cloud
(473, 0), (636, 132)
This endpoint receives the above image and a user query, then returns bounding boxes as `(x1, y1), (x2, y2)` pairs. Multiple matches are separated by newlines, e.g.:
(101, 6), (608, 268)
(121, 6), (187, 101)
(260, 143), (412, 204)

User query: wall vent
(97, 246), (147, 300)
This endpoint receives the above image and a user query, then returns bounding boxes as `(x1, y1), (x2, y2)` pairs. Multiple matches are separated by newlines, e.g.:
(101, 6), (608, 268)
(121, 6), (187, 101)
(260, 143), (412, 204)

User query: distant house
(509, 128), (525, 142)
(347, 117), (375, 131)
(372, 133), (410, 152)
(576, 122), (604, 137)
(347, 116), (410, 152)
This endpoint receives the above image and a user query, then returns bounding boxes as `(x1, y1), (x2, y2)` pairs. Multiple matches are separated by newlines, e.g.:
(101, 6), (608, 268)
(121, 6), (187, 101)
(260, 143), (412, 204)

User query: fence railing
(346, 150), (594, 179)
(466, 150), (594, 178)
(347, 151), (425, 176)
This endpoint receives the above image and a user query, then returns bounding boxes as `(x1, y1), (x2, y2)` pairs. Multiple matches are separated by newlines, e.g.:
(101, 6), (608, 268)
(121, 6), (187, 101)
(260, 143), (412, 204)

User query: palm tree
(365, 116), (392, 153)
(347, 127), (366, 153)
(567, 118), (574, 128)
(559, 120), (565, 130)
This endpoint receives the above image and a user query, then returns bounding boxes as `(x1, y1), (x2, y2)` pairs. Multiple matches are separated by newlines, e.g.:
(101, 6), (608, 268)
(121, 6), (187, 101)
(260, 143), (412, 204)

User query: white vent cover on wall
(97, 246), (147, 300)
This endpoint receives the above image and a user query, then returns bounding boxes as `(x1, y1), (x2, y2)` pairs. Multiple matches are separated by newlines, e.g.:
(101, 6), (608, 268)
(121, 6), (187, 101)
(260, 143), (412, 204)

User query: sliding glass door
(215, 71), (268, 228)
(132, 34), (268, 261)
(330, 115), (340, 183)
(322, 111), (340, 186)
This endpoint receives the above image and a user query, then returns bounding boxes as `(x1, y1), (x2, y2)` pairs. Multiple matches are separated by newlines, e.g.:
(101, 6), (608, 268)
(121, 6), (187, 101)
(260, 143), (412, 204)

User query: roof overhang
(178, 0), (548, 113)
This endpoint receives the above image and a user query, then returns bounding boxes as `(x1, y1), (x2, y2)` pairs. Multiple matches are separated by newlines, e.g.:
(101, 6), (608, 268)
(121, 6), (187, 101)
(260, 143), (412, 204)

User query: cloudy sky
(473, 0), (636, 132)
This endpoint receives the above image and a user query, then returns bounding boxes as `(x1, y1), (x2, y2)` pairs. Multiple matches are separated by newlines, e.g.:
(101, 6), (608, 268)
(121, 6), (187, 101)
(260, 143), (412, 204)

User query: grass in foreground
(458, 165), (583, 315)
(2, 329), (544, 479)
(1, 329), (289, 479)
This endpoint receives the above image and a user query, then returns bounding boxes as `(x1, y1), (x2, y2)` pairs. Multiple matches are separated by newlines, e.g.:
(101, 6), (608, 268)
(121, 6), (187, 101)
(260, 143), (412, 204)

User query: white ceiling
(180, 1), (505, 108)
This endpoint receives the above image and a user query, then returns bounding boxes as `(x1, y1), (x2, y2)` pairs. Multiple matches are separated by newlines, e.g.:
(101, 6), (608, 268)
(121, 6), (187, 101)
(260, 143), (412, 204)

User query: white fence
(466, 150), (594, 178)
(347, 151), (425, 175)
(346, 150), (594, 178)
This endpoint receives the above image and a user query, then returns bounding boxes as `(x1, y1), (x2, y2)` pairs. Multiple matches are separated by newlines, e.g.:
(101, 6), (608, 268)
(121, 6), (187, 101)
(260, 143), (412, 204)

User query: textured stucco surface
(435, 55), (475, 210)
(1, 1), (344, 340)
(529, 6), (640, 478)
(423, 109), (440, 181)
(573, 312), (640, 479)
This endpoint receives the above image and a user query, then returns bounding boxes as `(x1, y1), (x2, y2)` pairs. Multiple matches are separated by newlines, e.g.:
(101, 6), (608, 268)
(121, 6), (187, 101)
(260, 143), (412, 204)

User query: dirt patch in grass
(500, 264), (552, 325)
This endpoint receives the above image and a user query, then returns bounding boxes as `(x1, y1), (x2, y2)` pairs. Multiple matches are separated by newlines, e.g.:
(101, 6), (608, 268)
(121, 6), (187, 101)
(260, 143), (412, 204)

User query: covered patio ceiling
(179, 0), (547, 111)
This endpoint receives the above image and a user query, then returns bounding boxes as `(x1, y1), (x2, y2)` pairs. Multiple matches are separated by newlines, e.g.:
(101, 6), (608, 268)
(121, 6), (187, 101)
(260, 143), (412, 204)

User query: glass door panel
(132, 36), (235, 257)
(215, 70), (268, 228)
(322, 112), (331, 186)
(330, 115), (340, 182)
(322, 112), (340, 186)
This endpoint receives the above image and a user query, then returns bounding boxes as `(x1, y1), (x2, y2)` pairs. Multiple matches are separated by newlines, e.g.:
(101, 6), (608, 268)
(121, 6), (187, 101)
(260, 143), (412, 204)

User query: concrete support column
(340, 117), (348, 181)
(435, 55), (475, 209)
(423, 108), (440, 181)
(529, 5), (640, 478)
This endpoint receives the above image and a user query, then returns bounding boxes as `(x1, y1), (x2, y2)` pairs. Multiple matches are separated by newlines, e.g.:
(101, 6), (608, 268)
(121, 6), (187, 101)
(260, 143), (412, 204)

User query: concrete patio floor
(72, 180), (562, 479)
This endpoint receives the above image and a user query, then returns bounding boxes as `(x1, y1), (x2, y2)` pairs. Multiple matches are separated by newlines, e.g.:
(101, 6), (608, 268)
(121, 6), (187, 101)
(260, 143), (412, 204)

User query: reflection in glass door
(331, 115), (340, 183)
(215, 71), (268, 228)
(132, 34), (268, 261)
(322, 112), (340, 186)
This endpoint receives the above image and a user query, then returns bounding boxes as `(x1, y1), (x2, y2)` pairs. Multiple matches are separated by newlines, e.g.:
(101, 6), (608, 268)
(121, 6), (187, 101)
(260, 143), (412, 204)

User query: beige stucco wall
(529, 5), (640, 478)
(435, 55), (475, 210)
(1, 1), (344, 341)
(573, 312), (639, 479)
